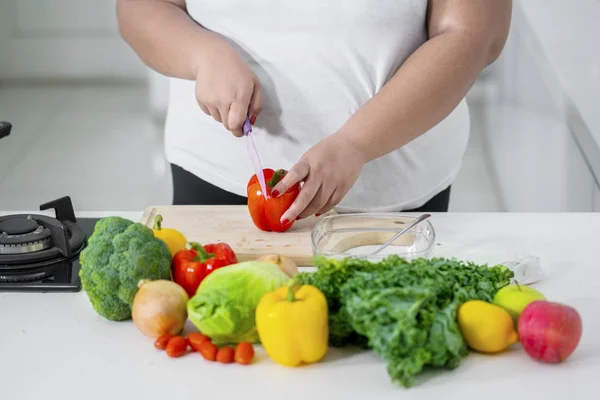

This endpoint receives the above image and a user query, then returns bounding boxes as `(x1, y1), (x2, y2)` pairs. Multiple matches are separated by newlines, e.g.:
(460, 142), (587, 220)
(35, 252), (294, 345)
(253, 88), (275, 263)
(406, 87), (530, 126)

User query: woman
(117, 0), (511, 223)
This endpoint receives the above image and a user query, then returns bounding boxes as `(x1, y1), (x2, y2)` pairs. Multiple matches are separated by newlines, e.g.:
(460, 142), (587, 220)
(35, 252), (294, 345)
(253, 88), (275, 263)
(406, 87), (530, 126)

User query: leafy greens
(295, 256), (514, 388)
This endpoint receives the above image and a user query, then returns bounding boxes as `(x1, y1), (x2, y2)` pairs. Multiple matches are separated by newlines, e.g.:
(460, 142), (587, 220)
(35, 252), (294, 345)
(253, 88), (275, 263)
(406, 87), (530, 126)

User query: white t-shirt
(164, 0), (470, 212)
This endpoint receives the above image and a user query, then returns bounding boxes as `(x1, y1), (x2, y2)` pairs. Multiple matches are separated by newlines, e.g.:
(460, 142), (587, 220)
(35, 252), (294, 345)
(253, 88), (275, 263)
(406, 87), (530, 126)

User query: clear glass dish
(311, 213), (436, 262)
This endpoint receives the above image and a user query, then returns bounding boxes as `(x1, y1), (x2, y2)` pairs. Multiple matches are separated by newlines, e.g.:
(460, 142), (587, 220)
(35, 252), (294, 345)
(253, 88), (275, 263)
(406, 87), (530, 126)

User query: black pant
(171, 163), (451, 212)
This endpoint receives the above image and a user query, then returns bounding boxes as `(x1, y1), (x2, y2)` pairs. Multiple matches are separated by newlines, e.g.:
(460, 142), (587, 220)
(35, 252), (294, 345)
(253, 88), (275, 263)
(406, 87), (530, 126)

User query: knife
(243, 117), (268, 200)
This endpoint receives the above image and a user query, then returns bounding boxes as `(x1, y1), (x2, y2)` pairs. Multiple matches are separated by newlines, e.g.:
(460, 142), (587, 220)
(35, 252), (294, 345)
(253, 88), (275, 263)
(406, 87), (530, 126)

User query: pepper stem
(286, 280), (302, 302)
(267, 169), (287, 188)
(153, 214), (163, 230)
(186, 242), (214, 262)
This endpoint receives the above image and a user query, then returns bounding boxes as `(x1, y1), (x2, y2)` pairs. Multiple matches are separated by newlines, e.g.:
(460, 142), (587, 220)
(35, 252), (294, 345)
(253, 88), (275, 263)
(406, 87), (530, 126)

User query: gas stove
(0, 196), (99, 292)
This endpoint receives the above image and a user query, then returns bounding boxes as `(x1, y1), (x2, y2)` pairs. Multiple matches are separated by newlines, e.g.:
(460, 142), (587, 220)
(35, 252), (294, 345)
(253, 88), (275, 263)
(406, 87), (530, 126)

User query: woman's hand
(271, 134), (367, 223)
(194, 40), (263, 137)
(117, 0), (262, 135)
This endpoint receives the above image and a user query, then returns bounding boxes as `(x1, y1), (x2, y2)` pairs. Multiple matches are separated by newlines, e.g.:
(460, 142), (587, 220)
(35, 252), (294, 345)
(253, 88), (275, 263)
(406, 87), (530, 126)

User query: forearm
(116, 0), (228, 80)
(339, 32), (496, 163)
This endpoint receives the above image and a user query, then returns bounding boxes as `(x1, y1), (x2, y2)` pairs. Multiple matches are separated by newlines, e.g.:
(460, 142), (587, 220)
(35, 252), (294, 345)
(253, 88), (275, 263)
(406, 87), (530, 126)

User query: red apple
(518, 300), (582, 363)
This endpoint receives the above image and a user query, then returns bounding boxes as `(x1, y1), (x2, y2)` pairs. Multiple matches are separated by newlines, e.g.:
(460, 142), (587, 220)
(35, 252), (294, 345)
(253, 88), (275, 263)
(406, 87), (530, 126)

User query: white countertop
(1, 210), (599, 399)
(516, 0), (600, 184)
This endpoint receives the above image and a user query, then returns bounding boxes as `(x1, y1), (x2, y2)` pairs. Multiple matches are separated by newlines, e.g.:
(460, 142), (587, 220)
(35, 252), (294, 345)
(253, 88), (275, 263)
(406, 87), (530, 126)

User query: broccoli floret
(79, 216), (172, 321)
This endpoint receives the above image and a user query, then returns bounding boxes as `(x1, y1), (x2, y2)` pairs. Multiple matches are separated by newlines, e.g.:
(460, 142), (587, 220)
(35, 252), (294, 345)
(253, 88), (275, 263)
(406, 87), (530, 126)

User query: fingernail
(315, 213), (321, 217)
(281, 218), (290, 226)
(271, 190), (280, 197)
(250, 115), (257, 125)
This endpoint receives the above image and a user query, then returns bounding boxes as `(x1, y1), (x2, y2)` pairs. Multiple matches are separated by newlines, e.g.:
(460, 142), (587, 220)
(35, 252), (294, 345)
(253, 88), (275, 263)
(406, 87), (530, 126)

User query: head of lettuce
(187, 261), (291, 345)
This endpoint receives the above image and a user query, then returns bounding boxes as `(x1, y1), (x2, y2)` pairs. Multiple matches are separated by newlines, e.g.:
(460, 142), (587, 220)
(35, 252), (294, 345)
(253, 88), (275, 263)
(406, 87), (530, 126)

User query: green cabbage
(187, 261), (290, 345)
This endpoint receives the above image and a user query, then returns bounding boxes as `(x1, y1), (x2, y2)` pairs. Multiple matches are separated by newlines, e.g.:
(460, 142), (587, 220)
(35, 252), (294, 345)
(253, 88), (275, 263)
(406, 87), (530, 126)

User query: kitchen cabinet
(594, 185), (600, 212)
(477, 103), (595, 212)
(0, 0), (145, 80)
(564, 135), (595, 211)
(473, 1), (598, 212)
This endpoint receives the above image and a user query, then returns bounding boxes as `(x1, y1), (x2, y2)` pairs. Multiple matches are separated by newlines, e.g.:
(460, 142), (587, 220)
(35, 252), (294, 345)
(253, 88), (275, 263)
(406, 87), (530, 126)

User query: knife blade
(243, 117), (268, 200)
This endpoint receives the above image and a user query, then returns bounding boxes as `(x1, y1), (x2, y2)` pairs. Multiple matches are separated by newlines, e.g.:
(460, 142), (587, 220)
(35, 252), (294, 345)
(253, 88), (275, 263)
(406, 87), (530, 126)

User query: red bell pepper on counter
(247, 168), (300, 232)
(171, 242), (238, 297)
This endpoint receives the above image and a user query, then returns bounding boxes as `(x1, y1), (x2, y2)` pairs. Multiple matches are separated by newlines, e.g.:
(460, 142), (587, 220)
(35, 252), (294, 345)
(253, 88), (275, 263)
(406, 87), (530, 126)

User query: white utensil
(367, 213), (431, 256)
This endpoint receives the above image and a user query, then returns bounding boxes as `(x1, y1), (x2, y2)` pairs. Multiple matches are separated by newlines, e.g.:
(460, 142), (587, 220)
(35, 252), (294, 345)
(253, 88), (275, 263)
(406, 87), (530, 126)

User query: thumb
(248, 80), (263, 122)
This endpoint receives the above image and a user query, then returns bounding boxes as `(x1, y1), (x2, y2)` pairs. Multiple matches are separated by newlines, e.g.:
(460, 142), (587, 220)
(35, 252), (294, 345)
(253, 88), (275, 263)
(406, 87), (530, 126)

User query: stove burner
(0, 268), (52, 282)
(0, 196), (93, 292)
(0, 216), (53, 255)
(0, 217), (38, 234)
(0, 196), (86, 266)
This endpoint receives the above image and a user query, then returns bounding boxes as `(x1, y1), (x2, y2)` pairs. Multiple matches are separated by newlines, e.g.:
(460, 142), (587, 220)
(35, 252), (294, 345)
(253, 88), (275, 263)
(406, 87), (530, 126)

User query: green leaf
(296, 256), (514, 388)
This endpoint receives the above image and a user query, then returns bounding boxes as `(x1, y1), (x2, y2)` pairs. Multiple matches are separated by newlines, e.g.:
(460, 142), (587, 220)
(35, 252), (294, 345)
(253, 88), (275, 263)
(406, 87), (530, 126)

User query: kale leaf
(296, 256), (514, 387)
(296, 255), (404, 346)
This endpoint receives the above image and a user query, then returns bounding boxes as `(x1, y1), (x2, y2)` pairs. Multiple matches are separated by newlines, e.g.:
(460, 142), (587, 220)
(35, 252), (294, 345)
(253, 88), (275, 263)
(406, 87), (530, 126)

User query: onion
(132, 279), (189, 338)
(256, 254), (299, 277)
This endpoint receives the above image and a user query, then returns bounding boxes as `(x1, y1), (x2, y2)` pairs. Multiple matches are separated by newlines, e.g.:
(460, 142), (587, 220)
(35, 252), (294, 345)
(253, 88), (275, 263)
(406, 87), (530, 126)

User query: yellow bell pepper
(255, 281), (328, 367)
(152, 214), (187, 257)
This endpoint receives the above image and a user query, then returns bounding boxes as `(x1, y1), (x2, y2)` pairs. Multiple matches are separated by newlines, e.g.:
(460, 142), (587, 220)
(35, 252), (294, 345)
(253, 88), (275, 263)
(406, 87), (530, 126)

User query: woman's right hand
(194, 40), (263, 137)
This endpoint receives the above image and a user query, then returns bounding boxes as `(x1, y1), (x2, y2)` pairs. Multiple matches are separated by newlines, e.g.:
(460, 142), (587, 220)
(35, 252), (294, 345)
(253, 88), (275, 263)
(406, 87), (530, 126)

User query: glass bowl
(311, 213), (436, 262)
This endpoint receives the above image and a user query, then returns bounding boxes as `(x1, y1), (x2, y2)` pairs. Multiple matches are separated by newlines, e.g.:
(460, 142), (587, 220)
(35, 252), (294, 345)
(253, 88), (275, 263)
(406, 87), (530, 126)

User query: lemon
(458, 300), (519, 354)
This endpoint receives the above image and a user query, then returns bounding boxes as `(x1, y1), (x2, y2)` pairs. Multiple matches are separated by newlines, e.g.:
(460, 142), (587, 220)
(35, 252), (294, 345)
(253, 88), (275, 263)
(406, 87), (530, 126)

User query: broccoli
(79, 216), (172, 321)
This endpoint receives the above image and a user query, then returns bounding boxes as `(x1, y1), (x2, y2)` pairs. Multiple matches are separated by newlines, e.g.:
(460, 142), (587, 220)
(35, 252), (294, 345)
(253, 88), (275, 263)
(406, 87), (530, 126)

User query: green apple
(493, 284), (546, 326)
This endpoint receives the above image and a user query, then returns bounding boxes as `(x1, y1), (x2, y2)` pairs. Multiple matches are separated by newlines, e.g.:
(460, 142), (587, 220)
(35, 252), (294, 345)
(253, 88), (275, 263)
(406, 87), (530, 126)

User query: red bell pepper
(171, 242), (238, 297)
(247, 168), (300, 232)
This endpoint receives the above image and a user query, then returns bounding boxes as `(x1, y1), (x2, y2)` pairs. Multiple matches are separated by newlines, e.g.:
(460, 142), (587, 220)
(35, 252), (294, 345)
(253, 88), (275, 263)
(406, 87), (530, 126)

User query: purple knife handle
(243, 117), (252, 136)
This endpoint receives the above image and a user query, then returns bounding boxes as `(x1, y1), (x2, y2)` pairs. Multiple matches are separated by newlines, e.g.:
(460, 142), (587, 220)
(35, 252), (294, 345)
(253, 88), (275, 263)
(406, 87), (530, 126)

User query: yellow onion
(256, 254), (299, 277)
(132, 279), (189, 338)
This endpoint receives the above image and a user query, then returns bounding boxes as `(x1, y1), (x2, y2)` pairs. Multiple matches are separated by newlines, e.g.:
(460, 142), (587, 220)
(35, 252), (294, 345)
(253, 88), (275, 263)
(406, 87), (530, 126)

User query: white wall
(0, 0), (146, 81)
(148, 70), (170, 120)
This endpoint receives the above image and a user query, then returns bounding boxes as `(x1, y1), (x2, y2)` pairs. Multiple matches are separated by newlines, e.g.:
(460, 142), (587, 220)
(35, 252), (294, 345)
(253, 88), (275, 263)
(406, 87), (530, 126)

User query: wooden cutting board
(140, 206), (418, 266)
(140, 205), (324, 266)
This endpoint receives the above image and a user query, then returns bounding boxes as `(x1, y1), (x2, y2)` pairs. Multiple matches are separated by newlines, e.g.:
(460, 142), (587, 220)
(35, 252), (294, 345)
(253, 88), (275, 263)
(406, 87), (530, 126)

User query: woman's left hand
(271, 134), (366, 223)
